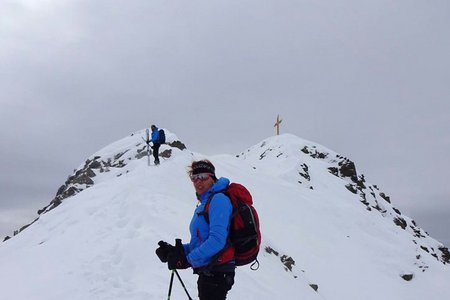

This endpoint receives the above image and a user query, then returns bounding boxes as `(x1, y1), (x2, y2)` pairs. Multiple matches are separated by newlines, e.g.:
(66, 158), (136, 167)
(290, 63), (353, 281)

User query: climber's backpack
(158, 129), (166, 144)
(201, 183), (261, 268)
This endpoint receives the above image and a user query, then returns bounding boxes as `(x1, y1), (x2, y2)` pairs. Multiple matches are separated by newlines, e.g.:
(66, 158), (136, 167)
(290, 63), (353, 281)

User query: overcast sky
(1, 0), (449, 246)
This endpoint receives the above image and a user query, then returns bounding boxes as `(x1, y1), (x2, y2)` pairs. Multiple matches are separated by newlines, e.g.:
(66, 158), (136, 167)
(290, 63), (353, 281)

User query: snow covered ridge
(1, 131), (450, 300)
(237, 134), (450, 265)
(4, 129), (186, 239)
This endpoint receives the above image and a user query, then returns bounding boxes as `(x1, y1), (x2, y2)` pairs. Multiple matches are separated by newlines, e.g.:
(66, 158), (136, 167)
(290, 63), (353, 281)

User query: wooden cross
(274, 114), (283, 135)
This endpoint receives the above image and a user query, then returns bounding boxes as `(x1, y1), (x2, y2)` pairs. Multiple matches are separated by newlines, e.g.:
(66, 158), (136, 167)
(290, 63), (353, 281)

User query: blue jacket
(184, 177), (233, 268)
(150, 127), (160, 144)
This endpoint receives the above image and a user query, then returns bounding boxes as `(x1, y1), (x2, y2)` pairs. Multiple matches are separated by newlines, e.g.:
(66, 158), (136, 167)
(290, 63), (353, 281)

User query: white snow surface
(1, 130), (449, 300)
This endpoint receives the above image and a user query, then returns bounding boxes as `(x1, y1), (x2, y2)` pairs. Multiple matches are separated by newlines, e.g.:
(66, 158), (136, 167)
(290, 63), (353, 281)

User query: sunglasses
(190, 173), (214, 182)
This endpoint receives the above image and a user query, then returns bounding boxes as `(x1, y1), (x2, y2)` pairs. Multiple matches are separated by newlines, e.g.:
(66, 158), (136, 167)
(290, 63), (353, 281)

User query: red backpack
(202, 183), (261, 268)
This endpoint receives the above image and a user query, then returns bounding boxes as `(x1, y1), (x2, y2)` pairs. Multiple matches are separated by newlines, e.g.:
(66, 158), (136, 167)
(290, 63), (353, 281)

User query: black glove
(167, 239), (191, 270)
(155, 240), (175, 263)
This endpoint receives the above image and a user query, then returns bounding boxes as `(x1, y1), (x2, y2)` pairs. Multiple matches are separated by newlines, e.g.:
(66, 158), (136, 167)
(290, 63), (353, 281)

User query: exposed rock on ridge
(3, 129), (186, 241)
(237, 134), (450, 267)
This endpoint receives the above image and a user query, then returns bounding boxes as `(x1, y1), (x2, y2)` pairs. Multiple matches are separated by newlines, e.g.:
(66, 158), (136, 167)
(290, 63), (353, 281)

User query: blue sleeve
(186, 193), (232, 267)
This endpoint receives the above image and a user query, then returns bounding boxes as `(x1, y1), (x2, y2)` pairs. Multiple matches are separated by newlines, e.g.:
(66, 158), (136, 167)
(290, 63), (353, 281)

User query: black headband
(192, 162), (215, 175)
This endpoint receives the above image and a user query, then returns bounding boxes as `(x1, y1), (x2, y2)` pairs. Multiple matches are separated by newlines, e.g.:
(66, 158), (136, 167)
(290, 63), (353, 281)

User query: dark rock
(72, 174), (94, 185)
(421, 246), (430, 253)
(411, 226), (426, 238)
(345, 184), (357, 194)
(114, 150), (128, 161)
(393, 217), (407, 229)
(311, 150), (328, 159)
(19, 223), (31, 232)
(89, 160), (102, 169)
(310, 284), (319, 292)
(56, 184), (66, 196)
(169, 140), (187, 151)
(356, 175), (366, 189)
(50, 198), (62, 210)
(265, 246), (297, 272)
(439, 247), (450, 264)
(339, 159), (357, 178)
(328, 167), (339, 177)
(17, 218), (39, 235)
(280, 255), (295, 271)
(392, 207), (402, 215)
(160, 149), (172, 158)
(401, 274), (414, 281)
(259, 149), (272, 160)
(111, 159), (126, 168)
(373, 205), (383, 212)
(265, 246), (279, 256)
(379, 192), (391, 203)
(86, 168), (96, 178)
(316, 152), (327, 159)
(135, 147), (148, 159)
(299, 163), (311, 181)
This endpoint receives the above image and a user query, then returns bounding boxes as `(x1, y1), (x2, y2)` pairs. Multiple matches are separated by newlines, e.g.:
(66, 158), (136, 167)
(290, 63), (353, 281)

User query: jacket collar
(198, 177), (230, 203)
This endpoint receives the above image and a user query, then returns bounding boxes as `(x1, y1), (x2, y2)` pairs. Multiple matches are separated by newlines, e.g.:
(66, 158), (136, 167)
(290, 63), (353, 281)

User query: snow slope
(1, 130), (449, 300)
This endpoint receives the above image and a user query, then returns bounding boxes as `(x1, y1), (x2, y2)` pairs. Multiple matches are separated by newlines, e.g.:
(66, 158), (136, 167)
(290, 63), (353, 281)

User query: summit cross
(274, 114), (283, 135)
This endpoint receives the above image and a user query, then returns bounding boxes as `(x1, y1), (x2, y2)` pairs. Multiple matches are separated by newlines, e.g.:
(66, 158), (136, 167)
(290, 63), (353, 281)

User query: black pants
(197, 271), (235, 300)
(152, 143), (160, 164)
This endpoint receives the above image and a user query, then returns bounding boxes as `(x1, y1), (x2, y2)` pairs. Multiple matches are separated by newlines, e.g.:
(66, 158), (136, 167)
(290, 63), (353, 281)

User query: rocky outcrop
(300, 145), (446, 268)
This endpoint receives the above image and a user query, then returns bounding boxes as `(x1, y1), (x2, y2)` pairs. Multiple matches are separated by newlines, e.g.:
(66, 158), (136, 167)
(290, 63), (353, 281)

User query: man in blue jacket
(149, 125), (161, 165)
(156, 160), (235, 300)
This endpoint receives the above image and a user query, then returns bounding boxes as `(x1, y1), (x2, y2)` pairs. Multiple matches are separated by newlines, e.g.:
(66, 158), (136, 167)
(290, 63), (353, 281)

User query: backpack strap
(197, 190), (230, 224)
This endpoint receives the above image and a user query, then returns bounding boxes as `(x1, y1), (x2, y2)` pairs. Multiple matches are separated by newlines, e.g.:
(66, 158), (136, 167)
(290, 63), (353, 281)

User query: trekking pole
(174, 270), (193, 300)
(167, 270), (175, 300)
(141, 135), (151, 166)
(145, 128), (151, 166)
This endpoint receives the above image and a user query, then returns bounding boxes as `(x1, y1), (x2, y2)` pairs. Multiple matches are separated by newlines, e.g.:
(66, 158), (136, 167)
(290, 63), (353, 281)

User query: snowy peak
(6, 129), (188, 238)
(44, 128), (187, 213)
(237, 133), (369, 195)
(238, 133), (450, 265)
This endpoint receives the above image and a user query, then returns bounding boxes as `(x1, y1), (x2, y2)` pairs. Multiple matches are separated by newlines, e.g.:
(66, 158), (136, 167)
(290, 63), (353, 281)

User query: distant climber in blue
(150, 125), (161, 165)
